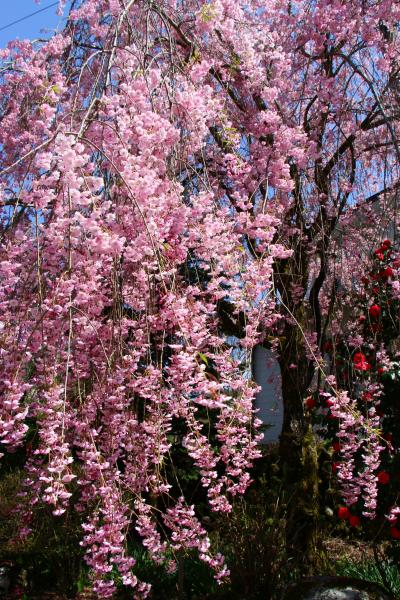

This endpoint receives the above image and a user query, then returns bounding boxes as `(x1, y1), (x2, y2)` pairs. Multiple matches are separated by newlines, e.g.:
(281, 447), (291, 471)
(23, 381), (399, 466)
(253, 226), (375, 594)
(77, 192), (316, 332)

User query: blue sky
(0, 1), (71, 48)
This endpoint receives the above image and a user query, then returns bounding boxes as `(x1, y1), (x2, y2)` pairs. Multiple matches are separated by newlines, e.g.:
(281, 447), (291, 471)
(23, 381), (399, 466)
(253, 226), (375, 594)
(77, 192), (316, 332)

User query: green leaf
(198, 352), (208, 366)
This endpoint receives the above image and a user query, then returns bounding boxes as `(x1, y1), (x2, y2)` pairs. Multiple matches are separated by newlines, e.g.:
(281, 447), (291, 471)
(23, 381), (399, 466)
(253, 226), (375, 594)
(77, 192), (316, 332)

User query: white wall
(252, 345), (283, 444)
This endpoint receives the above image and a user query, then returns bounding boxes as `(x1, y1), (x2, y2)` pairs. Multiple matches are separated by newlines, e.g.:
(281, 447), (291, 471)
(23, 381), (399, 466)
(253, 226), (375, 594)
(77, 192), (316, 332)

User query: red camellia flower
(305, 396), (316, 409)
(369, 304), (381, 319)
(374, 250), (385, 261)
(377, 471), (390, 485)
(382, 239), (391, 249)
(338, 506), (350, 520)
(349, 515), (361, 528)
(332, 441), (341, 452)
(390, 526), (400, 539)
(353, 352), (370, 371)
(380, 267), (394, 280)
(362, 392), (373, 402)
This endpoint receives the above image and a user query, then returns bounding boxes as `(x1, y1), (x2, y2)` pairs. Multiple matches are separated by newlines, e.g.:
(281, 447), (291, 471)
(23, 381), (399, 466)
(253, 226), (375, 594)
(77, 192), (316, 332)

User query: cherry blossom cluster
(0, 0), (293, 594)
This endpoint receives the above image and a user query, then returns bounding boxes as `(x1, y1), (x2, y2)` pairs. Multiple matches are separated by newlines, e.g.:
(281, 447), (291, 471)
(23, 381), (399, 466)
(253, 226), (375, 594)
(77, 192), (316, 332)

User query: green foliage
(0, 469), (85, 598)
(335, 558), (400, 598)
(208, 449), (296, 600)
(115, 544), (220, 599)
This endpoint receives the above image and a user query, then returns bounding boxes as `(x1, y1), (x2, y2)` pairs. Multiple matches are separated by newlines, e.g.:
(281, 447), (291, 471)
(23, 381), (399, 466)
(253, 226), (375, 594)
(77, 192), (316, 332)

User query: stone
(0, 567), (10, 598)
(282, 576), (395, 600)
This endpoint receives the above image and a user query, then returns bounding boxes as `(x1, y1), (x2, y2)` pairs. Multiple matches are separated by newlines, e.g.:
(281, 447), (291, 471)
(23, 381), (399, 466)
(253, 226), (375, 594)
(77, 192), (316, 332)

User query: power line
(0, 2), (60, 34)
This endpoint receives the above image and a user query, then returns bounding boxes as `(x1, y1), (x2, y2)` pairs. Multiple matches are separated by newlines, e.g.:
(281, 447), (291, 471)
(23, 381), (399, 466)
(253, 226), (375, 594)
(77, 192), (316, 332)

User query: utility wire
(0, 2), (59, 34)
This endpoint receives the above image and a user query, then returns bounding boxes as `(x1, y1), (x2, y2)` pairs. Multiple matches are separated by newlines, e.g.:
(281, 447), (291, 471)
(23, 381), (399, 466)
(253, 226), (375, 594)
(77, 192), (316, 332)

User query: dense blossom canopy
(1, 0), (400, 596)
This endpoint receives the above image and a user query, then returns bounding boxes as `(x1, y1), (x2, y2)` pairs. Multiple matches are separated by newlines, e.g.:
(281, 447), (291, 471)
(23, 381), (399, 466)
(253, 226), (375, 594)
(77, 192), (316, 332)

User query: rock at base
(282, 576), (394, 600)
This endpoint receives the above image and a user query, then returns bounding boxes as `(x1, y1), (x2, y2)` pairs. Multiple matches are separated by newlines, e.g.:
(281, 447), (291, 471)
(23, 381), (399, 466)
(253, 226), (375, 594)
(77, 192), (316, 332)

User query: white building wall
(252, 345), (283, 444)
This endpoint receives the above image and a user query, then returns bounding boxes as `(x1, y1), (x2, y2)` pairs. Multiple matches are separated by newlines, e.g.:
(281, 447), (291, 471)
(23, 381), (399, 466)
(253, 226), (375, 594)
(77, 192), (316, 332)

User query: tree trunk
(278, 327), (324, 574)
